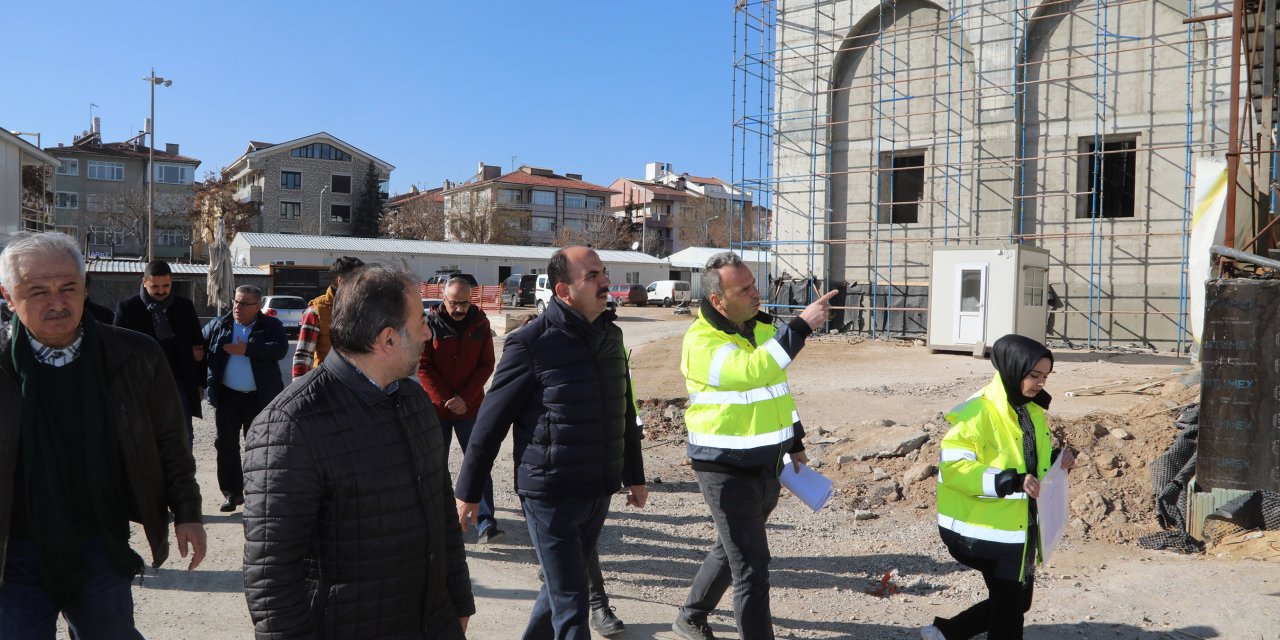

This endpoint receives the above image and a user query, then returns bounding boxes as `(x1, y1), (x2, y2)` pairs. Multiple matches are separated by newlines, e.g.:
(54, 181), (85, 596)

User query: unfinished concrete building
(737, 0), (1276, 350)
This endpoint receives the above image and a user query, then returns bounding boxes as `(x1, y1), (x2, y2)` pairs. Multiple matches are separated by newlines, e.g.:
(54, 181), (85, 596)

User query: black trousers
(680, 470), (781, 640)
(213, 388), (263, 497)
(933, 561), (1035, 640)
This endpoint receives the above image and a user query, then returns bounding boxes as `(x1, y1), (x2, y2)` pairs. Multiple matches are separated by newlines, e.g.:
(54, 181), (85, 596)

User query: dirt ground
(126, 309), (1280, 639)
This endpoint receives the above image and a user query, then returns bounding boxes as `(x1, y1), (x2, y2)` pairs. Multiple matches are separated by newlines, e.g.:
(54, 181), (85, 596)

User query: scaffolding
(730, 0), (1278, 351)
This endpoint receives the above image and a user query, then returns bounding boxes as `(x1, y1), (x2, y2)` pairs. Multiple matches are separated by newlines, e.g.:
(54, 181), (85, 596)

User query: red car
(606, 284), (648, 307)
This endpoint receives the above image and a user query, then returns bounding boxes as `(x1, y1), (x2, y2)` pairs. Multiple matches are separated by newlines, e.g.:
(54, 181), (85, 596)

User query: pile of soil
(642, 376), (1203, 547)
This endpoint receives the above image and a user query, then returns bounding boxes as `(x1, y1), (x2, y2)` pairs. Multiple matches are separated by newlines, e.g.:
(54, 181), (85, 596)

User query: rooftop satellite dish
(630, 241), (640, 250)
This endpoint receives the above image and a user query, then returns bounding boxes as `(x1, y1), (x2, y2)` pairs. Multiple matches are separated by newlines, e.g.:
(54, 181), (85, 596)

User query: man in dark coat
(202, 284), (288, 513)
(243, 266), (474, 639)
(0, 232), (205, 636)
(82, 273), (114, 325)
(455, 246), (646, 640)
(113, 260), (206, 447)
(417, 277), (498, 540)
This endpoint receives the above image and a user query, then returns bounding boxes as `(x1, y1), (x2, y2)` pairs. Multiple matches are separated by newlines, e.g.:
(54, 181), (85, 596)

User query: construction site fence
(419, 284), (505, 315)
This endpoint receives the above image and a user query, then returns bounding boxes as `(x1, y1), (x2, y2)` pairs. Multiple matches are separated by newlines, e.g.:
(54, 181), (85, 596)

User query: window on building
(564, 218), (586, 233)
(1077, 136), (1137, 218)
(625, 271), (641, 284)
(85, 193), (122, 213)
(331, 174), (351, 194)
(280, 201), (302, 219)
(154, 163), (194, 185)
(531, 190), (556, 206)
(87, 226), (124, 246)
(55, 192), (78, 209)
(532, 217), (555, 233)
(56, 159), (78, 176)
(87, 160), (125, 181)
(586, 196), (604, 211)
(156, 228), (187, 247)
(1022, 267), (1046, 306)
(564, 193), (587, 209)
(281, 171), (302, 190)
(290, 143), (352, 161)
(877, 151), (925, 224)
(378, 179), (389, 200)
(654, 202), (672, 217)
(498, 189), (524, 205)
(330, 204), (351, 222)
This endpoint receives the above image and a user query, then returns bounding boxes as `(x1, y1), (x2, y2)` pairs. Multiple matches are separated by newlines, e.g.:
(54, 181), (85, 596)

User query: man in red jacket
(418, 277), (500, 541)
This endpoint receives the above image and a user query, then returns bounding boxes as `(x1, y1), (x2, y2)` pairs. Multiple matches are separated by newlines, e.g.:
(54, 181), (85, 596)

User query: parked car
(534, 274), (615, 314)
(502, 274), (539, 307)
(607, 284), (648, 307)
(261, 295), (308, 336)
(426, 272), (479, 287)
(422, 298), (443, 312)
(645, 280), (691, 307)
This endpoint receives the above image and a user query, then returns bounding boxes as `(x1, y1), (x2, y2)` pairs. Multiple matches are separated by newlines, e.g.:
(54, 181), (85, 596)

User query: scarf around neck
(140, 284), (176, 341)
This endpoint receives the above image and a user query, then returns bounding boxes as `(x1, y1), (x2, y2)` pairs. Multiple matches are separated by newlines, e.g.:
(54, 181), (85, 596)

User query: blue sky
(4, 1), (741, 194)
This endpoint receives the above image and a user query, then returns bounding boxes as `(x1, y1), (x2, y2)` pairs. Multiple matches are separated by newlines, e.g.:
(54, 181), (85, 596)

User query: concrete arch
(1017, 0), (1209, 344)
(827, 0), (978, 305)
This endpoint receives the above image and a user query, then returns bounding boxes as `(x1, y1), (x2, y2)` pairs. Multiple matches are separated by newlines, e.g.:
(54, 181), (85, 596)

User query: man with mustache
(455, 246), (646, 640)
(0, 232), (205, 636)
(113, 260), (206, 448)
(417, 277), (498, 541)
(672, 252), (836, 640)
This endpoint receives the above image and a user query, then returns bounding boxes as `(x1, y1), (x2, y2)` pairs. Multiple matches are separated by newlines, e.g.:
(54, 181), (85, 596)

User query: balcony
(235, 185), (263, 204)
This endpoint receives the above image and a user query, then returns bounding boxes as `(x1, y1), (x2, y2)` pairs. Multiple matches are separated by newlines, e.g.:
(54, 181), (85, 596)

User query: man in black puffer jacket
(243, 266), (474, 639)
(456, 246), (646, 640)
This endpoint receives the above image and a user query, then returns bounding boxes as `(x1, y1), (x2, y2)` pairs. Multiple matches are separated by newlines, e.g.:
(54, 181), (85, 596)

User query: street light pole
(319, 186), (329, 236)
(703, 215), (720, 246)
(143, 68), (172, 264)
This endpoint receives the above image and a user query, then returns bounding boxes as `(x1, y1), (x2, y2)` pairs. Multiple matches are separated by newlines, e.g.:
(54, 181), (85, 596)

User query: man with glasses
(202, 285), (288, 512)
(417, 277), (498, 541)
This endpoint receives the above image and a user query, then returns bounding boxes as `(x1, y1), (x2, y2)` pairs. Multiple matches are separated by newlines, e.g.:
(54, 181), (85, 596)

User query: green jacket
(681, 305), (809, 469)
(938, 375), (1051, 557)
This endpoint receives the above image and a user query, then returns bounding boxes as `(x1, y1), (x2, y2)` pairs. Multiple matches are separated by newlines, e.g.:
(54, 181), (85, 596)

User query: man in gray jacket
(243, 265), (474, 638)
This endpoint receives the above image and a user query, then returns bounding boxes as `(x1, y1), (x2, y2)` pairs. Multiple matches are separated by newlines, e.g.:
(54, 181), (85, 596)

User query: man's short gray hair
(235, 284), (262, 300)
(444, 276), (473, 294)
(0, 232), (86, 288)
(701, 251), (746, 300)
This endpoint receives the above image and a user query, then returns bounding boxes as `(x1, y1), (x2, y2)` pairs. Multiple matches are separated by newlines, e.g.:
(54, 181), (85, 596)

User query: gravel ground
(121, 313), (1280, 639)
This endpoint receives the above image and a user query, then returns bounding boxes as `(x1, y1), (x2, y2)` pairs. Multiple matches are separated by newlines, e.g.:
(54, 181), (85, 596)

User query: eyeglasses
(233, 299), (260, 307)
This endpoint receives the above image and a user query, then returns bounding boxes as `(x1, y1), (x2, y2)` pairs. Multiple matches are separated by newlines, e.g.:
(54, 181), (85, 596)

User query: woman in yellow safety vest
(921, 334), (1076, 640)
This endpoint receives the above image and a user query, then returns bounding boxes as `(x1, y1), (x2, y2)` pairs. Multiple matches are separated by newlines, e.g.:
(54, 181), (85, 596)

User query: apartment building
(0, 128), (60, 248)
(609, 162), (758, 256)
(442, 163), (616, 247)
(44, 118), (201, 260)
(224, 132), (393, 236)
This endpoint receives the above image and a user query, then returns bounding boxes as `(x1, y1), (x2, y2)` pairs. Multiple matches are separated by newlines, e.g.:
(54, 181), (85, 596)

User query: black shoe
(220, 493), (244, 513)
(590, 606), (625, 636)
(477, 527), (505, 545)
(672, 617), (717, 640)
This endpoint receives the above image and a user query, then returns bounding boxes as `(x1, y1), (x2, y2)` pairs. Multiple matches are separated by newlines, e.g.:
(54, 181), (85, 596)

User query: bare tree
(381, 193), (446, 240)
(553, 213), (632, 249)
(447, 194), (529, 245)
(190, 171), (256, 250)
(674, 195), (730, 248)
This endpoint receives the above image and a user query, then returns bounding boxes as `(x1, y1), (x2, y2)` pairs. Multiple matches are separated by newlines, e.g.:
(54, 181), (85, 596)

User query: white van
(646, 280), (691, 307)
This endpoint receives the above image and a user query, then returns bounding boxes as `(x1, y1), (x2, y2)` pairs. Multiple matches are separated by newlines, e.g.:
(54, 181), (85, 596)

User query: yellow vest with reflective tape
(937, 375), (1051, 550)
(681, 311), (798, 453)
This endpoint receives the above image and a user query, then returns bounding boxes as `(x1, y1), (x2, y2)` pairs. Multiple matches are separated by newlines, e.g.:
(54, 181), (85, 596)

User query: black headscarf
(990, 334), (1053, 410)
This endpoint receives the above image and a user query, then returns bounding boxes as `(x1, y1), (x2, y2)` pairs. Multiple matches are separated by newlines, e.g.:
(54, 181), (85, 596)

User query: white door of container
(954, 264), (987, 344)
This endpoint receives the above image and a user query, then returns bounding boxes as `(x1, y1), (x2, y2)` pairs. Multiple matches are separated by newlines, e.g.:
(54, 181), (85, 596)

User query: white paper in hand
(1038, 456), (1070, 562)
(780, 454), (834, 512)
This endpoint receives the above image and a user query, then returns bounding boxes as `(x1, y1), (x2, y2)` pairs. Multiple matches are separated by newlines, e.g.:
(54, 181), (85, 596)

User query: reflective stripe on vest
(938, 514), (1027, 544)
(707, 343), (740, 387)
(941, 449), (977, 462)
(688, 425), (795, 449)
(688, 381), (791, 406)
(762, 338), (791, 369)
